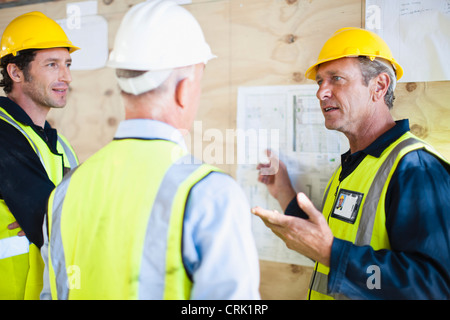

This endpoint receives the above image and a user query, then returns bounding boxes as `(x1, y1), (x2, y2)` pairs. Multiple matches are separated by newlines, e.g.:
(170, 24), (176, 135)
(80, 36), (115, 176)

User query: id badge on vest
(331, 189), (363, 224)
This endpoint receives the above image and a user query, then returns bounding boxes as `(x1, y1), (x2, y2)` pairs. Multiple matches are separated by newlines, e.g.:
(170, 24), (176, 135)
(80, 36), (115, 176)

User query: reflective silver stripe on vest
(57, 136), (78, 169)
(0, 110), (46, 170)
(309, 270), (350, 300)
(0, 235), (30, 259)
(309, 270), (327, 295)
(311, 137), (420, 298)
(138, 154), (201, 299)
(49, 167), (79, 300)
(321, 168), (340, 211)
(354, 138), (418, 246)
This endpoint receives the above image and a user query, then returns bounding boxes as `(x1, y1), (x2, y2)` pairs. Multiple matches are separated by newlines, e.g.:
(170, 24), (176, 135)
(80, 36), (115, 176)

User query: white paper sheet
(57, 1), (108, 70)
(365, 0), (450, 82)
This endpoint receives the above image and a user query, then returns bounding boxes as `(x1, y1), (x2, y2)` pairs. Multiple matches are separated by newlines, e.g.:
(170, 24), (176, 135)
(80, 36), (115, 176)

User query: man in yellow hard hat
(40, 0), (260, 300)
(253, 27), (450, 299)
(0, 11), (79, 299)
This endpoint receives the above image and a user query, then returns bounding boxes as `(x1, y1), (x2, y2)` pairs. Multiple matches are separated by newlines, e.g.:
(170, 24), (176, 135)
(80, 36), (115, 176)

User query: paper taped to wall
(57, 1), (108, 70)
(365, 0), (450, 82)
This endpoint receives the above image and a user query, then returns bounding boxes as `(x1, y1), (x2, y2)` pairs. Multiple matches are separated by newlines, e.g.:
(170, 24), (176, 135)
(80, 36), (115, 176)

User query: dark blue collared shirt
(286, 119), (450, 299)
(0, 96), (59, 248)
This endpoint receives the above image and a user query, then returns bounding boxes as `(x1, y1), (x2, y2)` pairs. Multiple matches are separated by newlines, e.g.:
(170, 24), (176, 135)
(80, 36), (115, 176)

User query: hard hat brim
(0, 41), (80, 59)
(305, 55), (403, 81)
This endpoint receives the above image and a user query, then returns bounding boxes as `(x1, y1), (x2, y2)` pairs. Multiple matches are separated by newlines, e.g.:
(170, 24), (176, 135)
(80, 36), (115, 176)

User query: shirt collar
(364, 119), (410, 157)
(114, 119), (188, 151)
(0, 96), (52, 130)
(1, 96), (34, 126)
(342, 119), (410, 160)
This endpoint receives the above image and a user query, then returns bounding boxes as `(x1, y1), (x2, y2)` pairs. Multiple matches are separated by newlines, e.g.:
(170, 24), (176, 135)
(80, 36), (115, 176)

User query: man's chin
(48, 100), (67, 109)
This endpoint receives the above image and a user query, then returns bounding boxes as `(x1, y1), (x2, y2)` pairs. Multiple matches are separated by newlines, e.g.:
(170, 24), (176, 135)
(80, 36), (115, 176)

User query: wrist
(277, 187), (296, 211)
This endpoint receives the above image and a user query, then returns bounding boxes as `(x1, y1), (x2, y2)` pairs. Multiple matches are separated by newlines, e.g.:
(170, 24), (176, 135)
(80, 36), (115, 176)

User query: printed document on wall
(236, 85), (348, 265)
(365, 0), (450, 82)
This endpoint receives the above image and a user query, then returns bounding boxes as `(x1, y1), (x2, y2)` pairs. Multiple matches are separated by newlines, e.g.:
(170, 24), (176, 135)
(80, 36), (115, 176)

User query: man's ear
(6, 63), (24, 84)
(372, 72), (390, 102)
(174, 77), (192, 110)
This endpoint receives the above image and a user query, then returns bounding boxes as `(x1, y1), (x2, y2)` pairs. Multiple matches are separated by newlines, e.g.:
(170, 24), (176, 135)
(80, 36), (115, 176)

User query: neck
(122, 92), (181, 129)
(8, 93), (49, 128)
(346, 111), (396, 154)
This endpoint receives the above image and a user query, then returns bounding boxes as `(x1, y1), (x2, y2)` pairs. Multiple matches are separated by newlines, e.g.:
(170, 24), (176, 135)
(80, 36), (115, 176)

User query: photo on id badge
(331, 189), (364, 224)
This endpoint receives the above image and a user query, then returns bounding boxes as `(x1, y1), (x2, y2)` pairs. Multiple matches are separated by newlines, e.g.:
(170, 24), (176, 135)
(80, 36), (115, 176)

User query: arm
(183, 172), (261, 299)
(328, 150), (450, 299)
(0, 121), (55, 248)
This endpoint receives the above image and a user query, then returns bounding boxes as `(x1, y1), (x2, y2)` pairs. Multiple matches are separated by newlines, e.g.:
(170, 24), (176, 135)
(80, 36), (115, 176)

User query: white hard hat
(107, 0), (216, 95)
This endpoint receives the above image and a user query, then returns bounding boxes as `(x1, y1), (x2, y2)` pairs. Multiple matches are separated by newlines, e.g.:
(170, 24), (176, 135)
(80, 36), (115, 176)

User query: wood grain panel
(1, 0), (449, 300)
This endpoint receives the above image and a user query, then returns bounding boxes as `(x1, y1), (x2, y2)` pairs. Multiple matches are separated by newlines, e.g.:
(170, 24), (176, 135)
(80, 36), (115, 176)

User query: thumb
(296, 192), (322, 222)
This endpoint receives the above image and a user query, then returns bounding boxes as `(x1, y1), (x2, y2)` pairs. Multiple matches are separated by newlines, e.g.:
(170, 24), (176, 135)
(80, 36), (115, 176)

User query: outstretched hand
(252, 192), (333, 267)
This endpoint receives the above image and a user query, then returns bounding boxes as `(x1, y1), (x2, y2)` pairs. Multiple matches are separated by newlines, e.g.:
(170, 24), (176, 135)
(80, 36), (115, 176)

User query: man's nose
(59, 65), (72, 84)
(316, 82), (332, 101)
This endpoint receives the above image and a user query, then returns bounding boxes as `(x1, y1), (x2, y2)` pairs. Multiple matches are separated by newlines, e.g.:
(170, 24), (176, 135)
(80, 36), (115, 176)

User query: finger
(251, 206), (285, 225)
(251, 206), (271, 219)
(8, 221), (20, 230)
(256, 162), (270, 170)
(257, 149), (273, 168)
(251, 207), (287, 241)
(257, 173), (266, 183)
(260, 159), (279, 176)
(8, 221), (26, 236)
(259, 174), (273, 185)
(296, 192), (322, 222)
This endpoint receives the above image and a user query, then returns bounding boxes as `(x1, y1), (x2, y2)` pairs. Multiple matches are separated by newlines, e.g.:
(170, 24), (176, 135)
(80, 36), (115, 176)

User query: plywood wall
(1, 0), (449, 300)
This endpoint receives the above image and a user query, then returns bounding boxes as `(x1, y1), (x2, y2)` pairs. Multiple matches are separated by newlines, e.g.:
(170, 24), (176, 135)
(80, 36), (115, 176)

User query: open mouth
(52, 88), (67, 93)
(324, 106), (339, 112)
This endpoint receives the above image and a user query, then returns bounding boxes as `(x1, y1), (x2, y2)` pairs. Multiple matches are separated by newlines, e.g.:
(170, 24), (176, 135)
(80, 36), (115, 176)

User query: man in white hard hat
(40, 0), (260, 299)
(253, 27), (450, 299)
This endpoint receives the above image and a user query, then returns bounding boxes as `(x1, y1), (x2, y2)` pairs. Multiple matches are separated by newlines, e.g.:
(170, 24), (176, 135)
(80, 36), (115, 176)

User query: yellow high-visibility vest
(47, 138), (219, 299)
(308, 131), (449, 300)
(0, 106), (78, 300)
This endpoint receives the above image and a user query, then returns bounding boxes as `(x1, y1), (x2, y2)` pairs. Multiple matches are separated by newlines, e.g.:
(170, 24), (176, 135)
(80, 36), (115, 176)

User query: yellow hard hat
(305, 27), (403, 81)
(0, 11), (80, 59)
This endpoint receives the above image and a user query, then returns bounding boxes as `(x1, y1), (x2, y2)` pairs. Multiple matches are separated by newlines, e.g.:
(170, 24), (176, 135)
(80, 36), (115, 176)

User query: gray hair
(357, 56), (397, 109)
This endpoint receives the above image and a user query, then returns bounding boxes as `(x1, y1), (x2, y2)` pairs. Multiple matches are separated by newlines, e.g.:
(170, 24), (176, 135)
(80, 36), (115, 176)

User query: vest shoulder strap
(0, 108), (45, 169)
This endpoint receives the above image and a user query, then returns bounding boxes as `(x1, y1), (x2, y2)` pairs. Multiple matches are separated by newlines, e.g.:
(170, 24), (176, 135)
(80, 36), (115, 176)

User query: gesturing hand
(252, 192), (333, 267)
